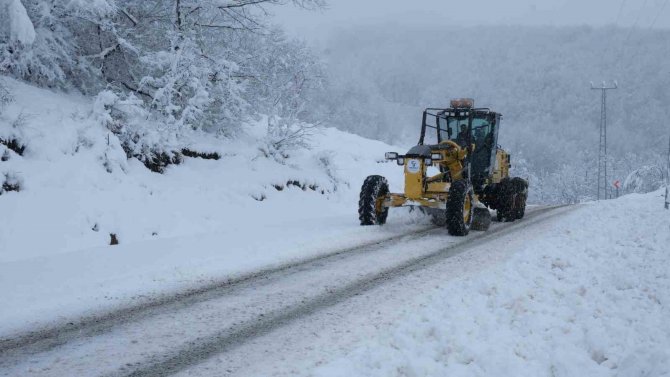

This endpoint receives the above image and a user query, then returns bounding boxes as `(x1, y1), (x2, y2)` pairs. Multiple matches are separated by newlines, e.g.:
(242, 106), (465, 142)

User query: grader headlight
(385, 152), (399, 160)
(431, 153), (442, 161)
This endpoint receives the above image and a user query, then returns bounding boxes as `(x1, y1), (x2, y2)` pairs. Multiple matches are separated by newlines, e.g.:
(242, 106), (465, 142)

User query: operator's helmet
(460, 124), (467, 132)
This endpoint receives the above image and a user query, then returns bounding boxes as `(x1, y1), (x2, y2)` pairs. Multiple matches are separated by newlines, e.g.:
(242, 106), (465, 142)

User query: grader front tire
(359, 175), (390, 226)
(446, 180), (474, 236)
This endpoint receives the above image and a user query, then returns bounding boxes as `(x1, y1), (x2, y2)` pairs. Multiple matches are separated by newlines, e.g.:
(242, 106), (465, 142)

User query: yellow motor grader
(359, 99), (528, 236)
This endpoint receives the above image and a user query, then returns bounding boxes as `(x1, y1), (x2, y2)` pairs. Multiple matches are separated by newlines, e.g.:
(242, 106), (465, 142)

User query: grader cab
(358, 99), (528, 236)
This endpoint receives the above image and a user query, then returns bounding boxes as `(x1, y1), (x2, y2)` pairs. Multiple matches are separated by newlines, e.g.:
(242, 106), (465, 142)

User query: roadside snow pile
(0, 77), (425, 336)
(315, 190), (670, 377)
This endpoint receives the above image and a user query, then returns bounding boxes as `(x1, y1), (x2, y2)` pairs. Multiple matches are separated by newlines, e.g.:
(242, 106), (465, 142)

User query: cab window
(471, 117), (493, 150)
(423, 114), (439, 145)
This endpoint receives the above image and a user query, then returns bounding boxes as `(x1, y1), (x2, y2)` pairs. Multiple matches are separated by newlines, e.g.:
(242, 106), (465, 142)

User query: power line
(624, 0), (649, 42)
(649, 0), (669, 29)
(665, 135), (669, 209)
(619, 0), (667, 64)
(607, 0), (628, 64)
(616, 0), (651, 67)
(615, 0), (627, 25)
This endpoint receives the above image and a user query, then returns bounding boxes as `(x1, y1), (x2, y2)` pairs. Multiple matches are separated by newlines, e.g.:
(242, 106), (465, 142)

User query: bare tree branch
(194, 22), (246, 30)
(120, 9), (139, 26)
(119, 81), (154, 100)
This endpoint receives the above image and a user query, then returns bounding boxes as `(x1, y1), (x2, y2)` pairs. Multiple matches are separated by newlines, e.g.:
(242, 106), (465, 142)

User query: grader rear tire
(446, 180), (474, 236)
(496, 177), (527, 222)
(510, 177), (528, 220)
(359, 175), (389, 225)
(496, 178), (514, 222)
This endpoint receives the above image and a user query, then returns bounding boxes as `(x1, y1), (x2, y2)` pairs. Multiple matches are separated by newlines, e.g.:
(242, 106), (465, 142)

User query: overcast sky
(272, 0), (670, 41)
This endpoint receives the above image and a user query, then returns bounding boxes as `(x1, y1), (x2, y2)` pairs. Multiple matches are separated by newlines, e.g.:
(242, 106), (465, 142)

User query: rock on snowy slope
(314, 190), (670, 377)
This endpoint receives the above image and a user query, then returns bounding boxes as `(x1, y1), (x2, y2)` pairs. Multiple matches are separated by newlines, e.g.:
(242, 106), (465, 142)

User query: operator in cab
(456, 124), (469, 147)
(474, 127), (487, 149)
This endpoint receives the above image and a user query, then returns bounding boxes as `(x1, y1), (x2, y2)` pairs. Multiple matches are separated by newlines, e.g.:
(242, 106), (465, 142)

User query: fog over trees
(317, 24), (670, 203)
(1, 1), (668, 203)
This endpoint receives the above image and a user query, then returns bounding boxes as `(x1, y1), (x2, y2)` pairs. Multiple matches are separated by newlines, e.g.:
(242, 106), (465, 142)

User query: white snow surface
(2, 79), (669, 377)
(313, 190), (670, 377)
(0, 78), (421, 336)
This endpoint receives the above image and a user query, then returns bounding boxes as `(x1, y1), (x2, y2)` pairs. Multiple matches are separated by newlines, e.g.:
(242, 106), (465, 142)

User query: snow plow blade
(471, 207), (492, 231)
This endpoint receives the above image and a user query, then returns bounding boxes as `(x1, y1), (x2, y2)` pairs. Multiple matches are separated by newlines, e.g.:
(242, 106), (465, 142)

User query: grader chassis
(359, 98), (528, 236)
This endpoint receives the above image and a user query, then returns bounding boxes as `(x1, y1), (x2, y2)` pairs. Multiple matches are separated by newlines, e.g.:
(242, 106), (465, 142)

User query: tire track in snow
(114, 205), (572, 377)
(0, 225), (440, 357)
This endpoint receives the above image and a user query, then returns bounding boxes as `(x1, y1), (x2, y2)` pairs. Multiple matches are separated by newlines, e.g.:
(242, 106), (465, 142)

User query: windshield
(471, 117), (492, 150)
(443, 116), (470, 146)
(421, 110), (495, 148)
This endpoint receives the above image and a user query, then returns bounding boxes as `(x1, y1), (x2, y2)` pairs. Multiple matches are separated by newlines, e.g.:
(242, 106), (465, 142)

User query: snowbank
(0, 78), (424, 336)
(315, 190), (670, 377)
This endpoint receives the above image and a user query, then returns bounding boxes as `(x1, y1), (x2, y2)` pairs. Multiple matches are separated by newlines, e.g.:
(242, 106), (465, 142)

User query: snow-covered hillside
(0, 78), (406, 258)
(2, 79), (669, 377)
(0, 78), (424, 335)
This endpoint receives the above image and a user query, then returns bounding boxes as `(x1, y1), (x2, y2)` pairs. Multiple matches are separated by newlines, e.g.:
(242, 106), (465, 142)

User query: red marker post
(613, 180), (620, 198)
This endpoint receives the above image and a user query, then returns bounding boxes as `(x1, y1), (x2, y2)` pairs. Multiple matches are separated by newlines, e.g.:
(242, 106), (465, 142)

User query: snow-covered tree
(0, 0), (36, 45)
(0, 0), (119, 88)
(2, 0), (327, 138)
(624, 165), (665, 194)
(94, 0), (325, 134)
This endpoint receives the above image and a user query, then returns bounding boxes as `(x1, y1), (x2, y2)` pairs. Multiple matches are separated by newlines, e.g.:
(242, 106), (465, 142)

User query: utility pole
(591, 81), (618, 200)
(665, 135), (669, 209)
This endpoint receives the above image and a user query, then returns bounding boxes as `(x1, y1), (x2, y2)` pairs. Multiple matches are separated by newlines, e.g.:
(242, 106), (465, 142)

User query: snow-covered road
(0, 206), (571, 377)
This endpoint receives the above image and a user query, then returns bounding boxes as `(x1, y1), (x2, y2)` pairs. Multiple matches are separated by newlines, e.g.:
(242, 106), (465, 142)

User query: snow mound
(315, 190), (670, 377)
